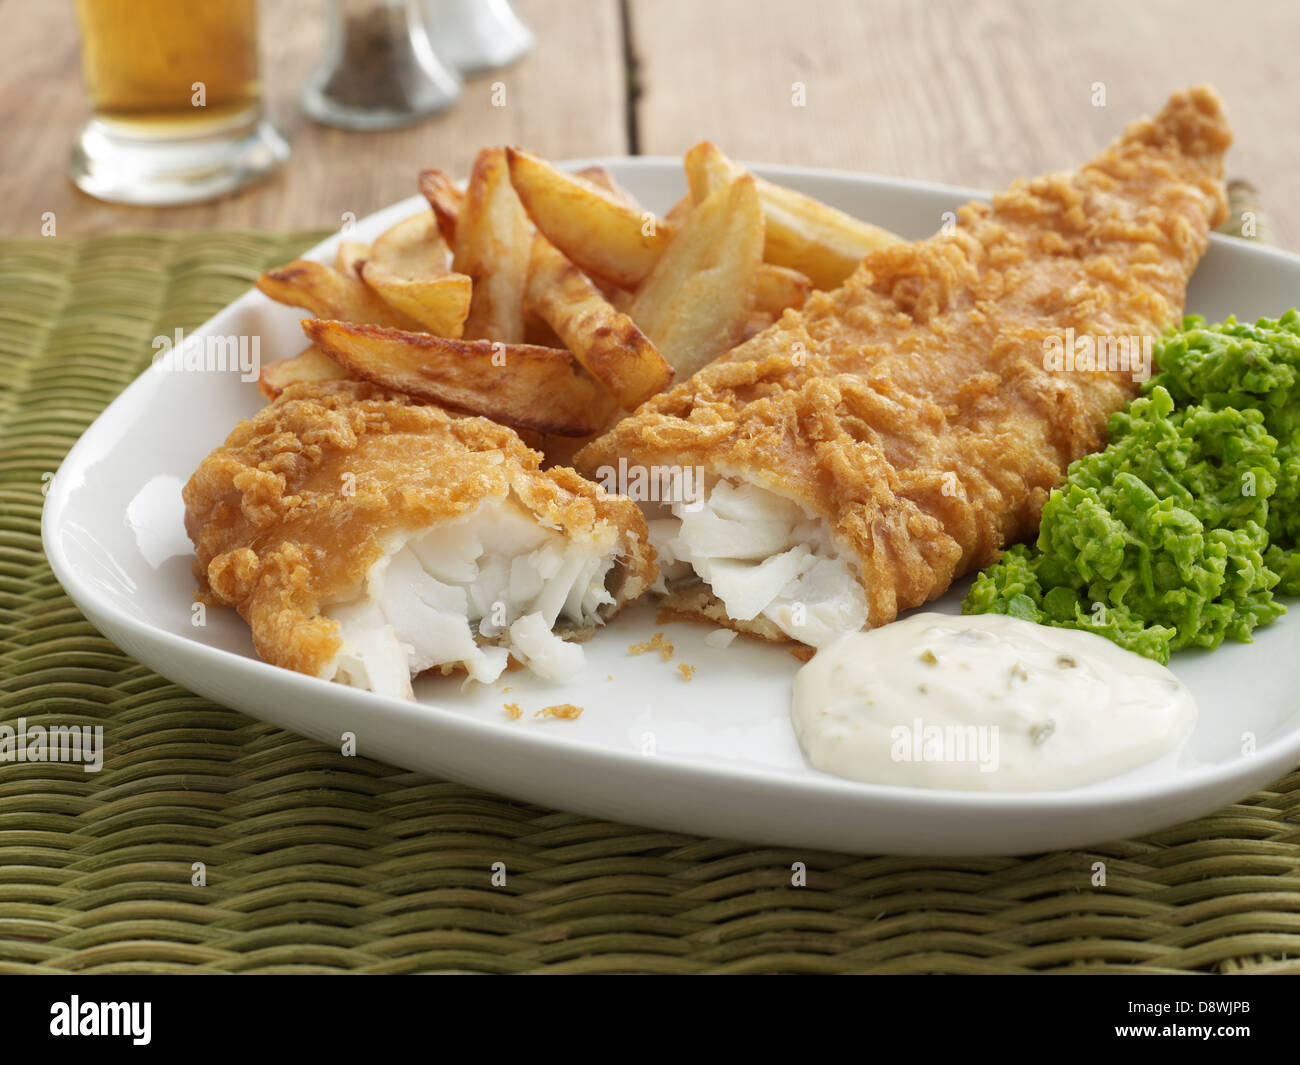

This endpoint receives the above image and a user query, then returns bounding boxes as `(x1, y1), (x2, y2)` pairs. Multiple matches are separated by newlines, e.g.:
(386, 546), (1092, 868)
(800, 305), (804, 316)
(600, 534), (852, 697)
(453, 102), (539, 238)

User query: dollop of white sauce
(791, 613), (1197, 791)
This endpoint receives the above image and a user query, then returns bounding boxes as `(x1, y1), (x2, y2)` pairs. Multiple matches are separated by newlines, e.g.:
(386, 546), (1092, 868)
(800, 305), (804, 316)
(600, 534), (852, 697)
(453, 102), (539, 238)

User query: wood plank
(0, 0), (627, 235)
(629, 0), (1300, 250)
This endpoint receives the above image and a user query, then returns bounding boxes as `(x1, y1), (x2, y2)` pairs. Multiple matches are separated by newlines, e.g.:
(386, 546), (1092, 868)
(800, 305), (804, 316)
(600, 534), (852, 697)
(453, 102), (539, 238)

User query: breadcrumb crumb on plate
(535, 703), (584, 721)
(628, 632), (673, 661)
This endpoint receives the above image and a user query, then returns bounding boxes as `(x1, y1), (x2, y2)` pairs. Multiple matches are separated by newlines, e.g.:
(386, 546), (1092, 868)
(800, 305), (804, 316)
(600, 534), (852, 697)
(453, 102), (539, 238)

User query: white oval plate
(42, 159), (1300, 855)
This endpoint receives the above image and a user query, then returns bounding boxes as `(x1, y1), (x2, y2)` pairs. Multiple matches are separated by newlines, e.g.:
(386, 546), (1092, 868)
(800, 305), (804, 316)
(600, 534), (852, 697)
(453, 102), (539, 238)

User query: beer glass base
(68, 116), (290, 206)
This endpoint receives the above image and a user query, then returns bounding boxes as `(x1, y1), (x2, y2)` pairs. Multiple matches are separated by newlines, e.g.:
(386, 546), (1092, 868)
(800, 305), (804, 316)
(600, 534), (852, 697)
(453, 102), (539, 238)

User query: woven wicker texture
(2, 231), (1300, 974)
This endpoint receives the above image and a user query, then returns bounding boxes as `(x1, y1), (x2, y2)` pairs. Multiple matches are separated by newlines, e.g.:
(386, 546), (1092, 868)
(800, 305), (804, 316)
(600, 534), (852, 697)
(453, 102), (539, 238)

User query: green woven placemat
(3, 231), (1300, 975)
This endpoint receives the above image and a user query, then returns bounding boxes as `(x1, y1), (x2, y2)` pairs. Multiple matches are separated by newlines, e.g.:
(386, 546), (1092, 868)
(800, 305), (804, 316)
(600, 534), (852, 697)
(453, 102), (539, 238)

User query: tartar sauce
(791, 613), (1196, 791)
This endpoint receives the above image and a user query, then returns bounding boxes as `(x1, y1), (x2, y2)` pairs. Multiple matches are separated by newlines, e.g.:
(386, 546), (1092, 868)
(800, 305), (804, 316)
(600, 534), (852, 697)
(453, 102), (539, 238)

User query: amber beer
(70, 0), (287, 204)
(76, 0), (261, 134)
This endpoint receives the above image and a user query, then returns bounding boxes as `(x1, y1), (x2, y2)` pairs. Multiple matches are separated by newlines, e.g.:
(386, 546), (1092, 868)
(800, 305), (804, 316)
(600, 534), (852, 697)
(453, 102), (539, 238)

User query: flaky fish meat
(185, 380), (656, 698)
(577, 87), (1232, 645)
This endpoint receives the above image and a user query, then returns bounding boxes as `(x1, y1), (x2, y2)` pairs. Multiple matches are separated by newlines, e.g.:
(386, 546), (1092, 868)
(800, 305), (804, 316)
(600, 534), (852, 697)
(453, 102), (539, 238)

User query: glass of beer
(69, 0), (290, 206)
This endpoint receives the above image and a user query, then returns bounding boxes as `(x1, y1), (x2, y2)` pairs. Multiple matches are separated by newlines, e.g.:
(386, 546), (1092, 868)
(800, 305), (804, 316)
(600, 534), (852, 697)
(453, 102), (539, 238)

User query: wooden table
(2, 0), (1297, 247)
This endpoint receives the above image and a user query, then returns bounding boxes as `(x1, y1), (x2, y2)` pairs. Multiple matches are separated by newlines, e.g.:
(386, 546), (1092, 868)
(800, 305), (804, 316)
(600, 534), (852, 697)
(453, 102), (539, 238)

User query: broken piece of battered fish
(185, 380), (655, 698)
(577, 86), (1232, 645)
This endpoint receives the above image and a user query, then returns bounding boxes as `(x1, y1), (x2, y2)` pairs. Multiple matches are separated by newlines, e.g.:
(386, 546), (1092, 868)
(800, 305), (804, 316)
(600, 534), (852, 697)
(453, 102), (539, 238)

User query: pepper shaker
(302, 0), (462, 130)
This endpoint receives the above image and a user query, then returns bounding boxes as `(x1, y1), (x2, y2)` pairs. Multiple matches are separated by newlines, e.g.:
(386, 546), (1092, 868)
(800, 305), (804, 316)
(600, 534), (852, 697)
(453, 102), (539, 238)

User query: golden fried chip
(526, 234), (673, 409)
(684, 141), (902, 288)
(302, 318), (616, 436)
(257, 345), (349, 399)
(628, 175), (764, 377)
(454, 148), (533, 342)
(507, 147), (675, 288)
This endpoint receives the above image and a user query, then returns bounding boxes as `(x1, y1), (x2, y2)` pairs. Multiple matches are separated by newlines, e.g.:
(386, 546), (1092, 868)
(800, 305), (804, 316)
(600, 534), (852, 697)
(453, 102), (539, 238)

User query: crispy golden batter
(185, 380), (656, 679)
(578, 86), (1231, 630)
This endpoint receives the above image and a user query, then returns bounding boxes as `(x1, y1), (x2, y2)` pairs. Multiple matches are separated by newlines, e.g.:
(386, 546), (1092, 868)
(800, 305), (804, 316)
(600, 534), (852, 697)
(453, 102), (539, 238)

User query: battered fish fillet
(184, 380), (656, 698)
(576, 86), (1232, 644)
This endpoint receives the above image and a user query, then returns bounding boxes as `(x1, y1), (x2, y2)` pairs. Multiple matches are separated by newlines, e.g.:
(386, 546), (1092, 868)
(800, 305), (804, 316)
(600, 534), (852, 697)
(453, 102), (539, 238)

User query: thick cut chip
(418, 168), (464, 246)
(359, 266), (472, 337)
(335, 241), (369, 278)
(256, 259), (421, 328)
(684, 141), (902, 288)
(573, 165), (641, 211)
(663, 194), (693, 227)
(302, 318), (616, 436)
(753, 263), (812, 317)
(507, 147), (675, 288)
(370, 211), (452, 278)
(628, 175), (764, 377)
(453, 148), (533, 342)
(526, 234), (673, 409)
(258, 345), (349, 399)
(362, 209), (470, 336)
